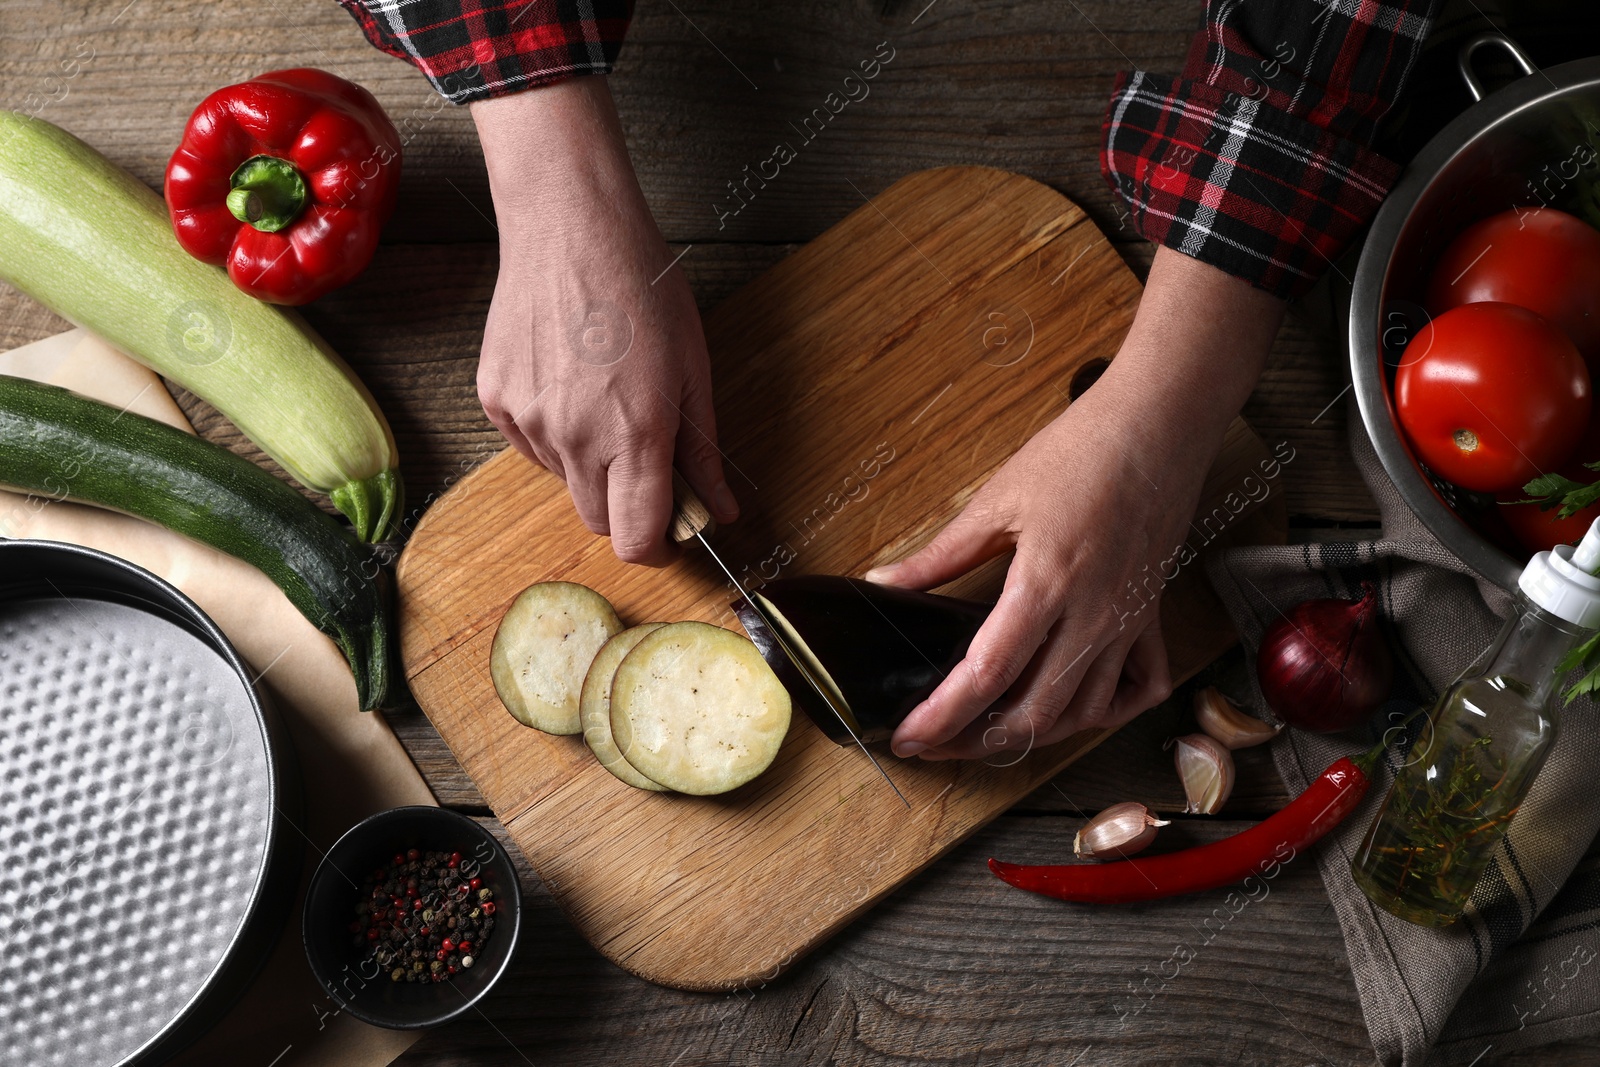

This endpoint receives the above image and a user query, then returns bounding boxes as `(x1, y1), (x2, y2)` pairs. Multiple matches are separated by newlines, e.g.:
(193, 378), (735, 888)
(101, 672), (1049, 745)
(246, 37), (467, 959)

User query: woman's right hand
(471, 77), (739, 565)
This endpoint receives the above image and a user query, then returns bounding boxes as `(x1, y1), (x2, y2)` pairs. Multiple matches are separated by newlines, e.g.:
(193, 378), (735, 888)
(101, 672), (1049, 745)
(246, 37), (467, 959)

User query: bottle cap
(1519, 517), (1600, 627)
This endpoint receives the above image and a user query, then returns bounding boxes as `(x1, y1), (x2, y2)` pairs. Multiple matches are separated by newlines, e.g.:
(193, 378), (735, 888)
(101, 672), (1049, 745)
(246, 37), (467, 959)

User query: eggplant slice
(580, 623), (671, 791)
(491, 581), (623, 733)
(610, 622), (792, 795)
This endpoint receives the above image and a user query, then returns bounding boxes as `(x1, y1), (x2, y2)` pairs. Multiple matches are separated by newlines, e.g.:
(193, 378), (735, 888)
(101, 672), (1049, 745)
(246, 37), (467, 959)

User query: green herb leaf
(1558, 481), (1600, 519)
(1558, 632), (1600, 675)
(1518, 473), (1587, 513)
(1560, 632), (1600, 705)
(1518, 473), (1600, 519)
(1566, 671), (1600, 704)
(1524, 472), (1586, 500)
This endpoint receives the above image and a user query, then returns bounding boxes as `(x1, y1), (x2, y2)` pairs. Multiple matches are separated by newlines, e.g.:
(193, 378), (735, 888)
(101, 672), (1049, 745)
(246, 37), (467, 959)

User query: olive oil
(1351, 521), (1600, 928)
(1351, 676), (1553, 926)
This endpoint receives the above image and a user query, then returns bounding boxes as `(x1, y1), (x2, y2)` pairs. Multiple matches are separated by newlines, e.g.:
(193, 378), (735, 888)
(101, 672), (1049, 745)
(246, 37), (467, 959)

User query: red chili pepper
(165, 68), (401, 305)
(989, 753), (1375, 903)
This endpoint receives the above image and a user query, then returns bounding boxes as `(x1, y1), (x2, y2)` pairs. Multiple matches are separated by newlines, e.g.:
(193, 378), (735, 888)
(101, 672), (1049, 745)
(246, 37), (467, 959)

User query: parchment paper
(0, 329), (431, 1067)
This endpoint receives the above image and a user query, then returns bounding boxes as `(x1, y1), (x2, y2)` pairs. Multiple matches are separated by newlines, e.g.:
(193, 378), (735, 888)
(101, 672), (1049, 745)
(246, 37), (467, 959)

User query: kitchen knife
(669, 472), (910, 808)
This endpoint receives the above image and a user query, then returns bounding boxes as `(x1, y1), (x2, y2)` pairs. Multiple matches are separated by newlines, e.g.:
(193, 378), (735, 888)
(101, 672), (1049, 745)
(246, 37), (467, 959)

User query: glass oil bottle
(1350, 521), (1600, 926)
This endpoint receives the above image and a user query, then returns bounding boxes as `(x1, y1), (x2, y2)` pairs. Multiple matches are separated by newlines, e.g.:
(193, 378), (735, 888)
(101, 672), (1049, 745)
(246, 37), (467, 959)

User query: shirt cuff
(337, 0), (633, 105)
(1101, 69), (1402, 300)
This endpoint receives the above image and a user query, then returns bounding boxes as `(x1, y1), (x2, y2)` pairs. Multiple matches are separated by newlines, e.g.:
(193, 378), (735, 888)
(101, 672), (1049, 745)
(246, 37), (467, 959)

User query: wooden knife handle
(669, 470), (716, 543)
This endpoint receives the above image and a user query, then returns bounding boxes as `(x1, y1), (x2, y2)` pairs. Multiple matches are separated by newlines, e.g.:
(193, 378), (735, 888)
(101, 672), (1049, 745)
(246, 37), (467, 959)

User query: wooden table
(2, 3), (1595, 1063)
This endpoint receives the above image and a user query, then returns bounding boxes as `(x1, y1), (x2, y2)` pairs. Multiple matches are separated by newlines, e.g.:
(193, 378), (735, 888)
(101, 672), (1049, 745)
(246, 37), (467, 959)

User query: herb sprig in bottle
(1351, 519), (1600, 926)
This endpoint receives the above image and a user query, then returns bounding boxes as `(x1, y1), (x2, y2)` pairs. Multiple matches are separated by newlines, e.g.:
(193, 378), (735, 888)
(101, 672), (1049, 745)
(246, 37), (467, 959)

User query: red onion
(1256, 582), (1393, 733)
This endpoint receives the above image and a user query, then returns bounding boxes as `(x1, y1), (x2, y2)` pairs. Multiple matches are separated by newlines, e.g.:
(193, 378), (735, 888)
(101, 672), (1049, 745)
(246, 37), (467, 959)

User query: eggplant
(732, 575), (990, 745)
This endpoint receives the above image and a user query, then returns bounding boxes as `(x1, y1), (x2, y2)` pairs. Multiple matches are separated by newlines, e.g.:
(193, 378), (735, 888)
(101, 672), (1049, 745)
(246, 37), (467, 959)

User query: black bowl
(302, 806), (522, 1029)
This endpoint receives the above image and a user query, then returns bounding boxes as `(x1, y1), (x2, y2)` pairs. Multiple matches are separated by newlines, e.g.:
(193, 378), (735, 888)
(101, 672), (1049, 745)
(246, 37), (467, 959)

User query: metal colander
(1351, 34), (1600, 589)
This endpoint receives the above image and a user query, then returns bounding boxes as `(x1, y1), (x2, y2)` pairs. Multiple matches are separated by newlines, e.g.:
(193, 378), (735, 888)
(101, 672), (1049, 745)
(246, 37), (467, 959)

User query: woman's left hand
(870, 247), (1285, 761)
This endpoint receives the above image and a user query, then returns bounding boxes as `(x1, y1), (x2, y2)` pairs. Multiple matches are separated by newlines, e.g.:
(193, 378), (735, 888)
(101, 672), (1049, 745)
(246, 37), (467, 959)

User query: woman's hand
(872, 248), (1285, 760)
(472, 77), (738, 565)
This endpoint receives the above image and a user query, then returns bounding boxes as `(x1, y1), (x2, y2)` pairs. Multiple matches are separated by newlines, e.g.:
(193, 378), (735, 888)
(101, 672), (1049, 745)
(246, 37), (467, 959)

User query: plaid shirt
(336, 0), (632, 104)
(1103, 0), (1441, 299)
(343, 0), (1432, 298)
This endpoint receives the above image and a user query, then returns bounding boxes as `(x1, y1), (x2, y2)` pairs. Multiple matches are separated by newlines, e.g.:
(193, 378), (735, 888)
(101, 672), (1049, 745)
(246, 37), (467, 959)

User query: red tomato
(1427, 207), (1600, 364)
(1497, 411), (1600, 554)
(1394, 302), (1590, 493)
(1498, 494), (1600, 554)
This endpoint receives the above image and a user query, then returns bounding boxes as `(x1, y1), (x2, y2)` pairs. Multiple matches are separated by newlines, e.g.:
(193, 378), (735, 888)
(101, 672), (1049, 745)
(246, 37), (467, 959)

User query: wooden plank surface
(455, 812), (1375, 1067)
(397, 166), (1287, 991)
(12, 0), (1596, 1063)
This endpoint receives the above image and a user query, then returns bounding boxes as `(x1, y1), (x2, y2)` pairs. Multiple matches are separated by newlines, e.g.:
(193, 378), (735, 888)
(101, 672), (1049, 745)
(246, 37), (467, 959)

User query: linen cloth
(1207, 401), (1600, 1066)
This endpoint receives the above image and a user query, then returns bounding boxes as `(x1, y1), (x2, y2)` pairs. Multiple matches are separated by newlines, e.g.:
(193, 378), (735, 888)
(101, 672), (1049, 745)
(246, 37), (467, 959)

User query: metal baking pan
(0, 539), (301, 1066)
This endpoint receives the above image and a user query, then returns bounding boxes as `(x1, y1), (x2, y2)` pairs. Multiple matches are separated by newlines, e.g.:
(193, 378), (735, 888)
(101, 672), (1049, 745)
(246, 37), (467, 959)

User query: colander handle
(1458, 31), (1537, 102)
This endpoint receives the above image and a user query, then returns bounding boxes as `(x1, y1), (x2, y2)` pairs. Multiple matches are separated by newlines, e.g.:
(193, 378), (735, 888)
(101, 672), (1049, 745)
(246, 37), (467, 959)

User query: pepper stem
(226, 155), (309, 233)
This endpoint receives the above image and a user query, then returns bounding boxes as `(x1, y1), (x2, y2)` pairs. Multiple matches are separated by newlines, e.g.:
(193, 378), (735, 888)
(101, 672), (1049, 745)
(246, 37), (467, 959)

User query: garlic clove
(1171, 733), (1236, 815)
(1194, 686), (1281, 750)
(1074, 801), (1171, 861)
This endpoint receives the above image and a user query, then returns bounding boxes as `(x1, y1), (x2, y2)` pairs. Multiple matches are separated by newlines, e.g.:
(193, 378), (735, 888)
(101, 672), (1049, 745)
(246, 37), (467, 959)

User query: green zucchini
(0, 110), (400, 542)
(0, 374), (392, 710)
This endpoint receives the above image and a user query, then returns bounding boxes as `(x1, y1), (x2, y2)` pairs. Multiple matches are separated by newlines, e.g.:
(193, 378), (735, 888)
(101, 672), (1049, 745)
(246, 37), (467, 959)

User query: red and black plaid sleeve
(336, 0), (632, 104)
(1102, 0), (1440, 299)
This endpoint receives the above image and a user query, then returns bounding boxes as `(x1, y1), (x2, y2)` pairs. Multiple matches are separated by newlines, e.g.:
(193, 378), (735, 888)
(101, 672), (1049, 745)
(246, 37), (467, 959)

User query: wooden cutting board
(396, 166), (1288, 992)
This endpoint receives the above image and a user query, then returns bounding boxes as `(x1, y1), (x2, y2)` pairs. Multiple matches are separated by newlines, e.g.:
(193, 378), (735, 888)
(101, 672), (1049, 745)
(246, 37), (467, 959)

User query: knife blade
(669, 472), (910, 808)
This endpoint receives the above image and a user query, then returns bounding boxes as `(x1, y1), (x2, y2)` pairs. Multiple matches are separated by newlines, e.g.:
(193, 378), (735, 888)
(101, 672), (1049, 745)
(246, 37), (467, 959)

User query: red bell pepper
(165, 68), (402, 305)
